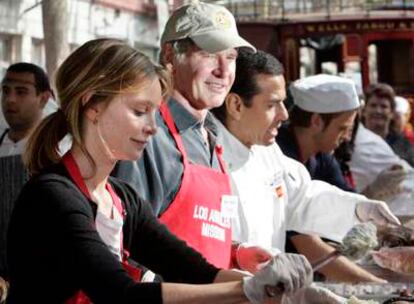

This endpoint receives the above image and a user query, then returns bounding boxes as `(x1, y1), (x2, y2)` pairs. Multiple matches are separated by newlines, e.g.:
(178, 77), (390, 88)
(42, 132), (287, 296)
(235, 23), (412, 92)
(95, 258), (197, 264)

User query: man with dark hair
(0, 62), (51, 279)
(0, 62), (51, 156)
(276, 75), (359, 192)
(275, 75), (403, 281)
(213, 49), (399, 283)
(363, 83), (414, 166)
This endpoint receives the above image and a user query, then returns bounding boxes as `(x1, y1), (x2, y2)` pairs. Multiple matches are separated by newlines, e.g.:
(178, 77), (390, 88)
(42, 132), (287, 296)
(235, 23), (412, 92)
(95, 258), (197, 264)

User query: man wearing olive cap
(114, 3), (314, 291)
(115, 1), (253, 269)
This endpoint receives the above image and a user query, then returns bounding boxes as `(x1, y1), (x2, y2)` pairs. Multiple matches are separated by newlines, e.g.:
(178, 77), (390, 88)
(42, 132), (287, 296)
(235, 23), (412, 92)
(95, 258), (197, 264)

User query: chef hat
(395, 96), (410, 114)
(290, 74), (360, 113)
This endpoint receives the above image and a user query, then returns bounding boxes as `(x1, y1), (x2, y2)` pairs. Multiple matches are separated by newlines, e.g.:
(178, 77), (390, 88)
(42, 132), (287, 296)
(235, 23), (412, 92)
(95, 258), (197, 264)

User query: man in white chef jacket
(212, 49), (399, 282)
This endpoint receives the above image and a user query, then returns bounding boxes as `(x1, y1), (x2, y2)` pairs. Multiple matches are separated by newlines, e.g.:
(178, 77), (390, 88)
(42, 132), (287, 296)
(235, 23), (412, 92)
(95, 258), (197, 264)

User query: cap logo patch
(214, 11), (231, 29)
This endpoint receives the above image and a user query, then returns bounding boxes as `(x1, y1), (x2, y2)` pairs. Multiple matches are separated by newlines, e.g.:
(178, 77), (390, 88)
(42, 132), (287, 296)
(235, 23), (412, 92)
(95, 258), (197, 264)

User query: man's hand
(242, 253), (313, 304)
(236, 244), (274, 274)
(356, 199), (400, 226)
(282, 284), (347, 304)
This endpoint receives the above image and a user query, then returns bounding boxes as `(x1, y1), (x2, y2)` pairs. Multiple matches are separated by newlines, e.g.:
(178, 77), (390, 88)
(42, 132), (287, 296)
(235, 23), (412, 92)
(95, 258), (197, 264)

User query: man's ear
(38, 91), (50, 109)
(310, 113), (324, 131)
(161, 43), (174, 66)
(225, 92), (245, 121)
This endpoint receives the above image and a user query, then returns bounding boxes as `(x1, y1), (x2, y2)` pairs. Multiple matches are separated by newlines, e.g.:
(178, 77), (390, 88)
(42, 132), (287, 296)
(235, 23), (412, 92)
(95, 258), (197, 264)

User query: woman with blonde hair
(6, 38), (312, 303)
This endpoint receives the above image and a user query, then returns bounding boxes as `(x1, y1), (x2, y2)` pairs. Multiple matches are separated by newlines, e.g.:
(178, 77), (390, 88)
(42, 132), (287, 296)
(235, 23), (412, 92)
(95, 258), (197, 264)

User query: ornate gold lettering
(386, 22), (395, 29)
(361, 23), (370, 30)
(399, 22), (407, 29)
(306, 25), (315, 32)
(377, 23), (385, 30)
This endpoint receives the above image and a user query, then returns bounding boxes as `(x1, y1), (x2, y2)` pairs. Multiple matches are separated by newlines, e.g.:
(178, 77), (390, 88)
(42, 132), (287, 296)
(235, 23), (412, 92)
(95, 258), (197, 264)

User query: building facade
(0, 0), (171, 77)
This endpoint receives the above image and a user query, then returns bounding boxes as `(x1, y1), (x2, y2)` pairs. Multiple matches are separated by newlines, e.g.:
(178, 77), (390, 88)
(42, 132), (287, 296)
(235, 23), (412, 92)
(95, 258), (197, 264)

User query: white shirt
(95, 204), (123, 261)
(218, 121), (362, 253)
(0, 128), (27, 157)
(350, 123), (411, 192)
(350, 124), (414, 215)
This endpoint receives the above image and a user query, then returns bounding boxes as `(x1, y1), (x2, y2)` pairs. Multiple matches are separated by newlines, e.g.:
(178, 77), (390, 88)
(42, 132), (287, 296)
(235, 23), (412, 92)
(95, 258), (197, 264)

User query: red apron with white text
(158, 103), (232, 269)
(62, 153), (141, 304)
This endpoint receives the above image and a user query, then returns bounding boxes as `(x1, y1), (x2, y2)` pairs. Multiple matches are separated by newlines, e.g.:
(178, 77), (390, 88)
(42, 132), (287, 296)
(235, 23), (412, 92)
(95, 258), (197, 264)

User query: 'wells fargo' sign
(302, 19), (414, 35)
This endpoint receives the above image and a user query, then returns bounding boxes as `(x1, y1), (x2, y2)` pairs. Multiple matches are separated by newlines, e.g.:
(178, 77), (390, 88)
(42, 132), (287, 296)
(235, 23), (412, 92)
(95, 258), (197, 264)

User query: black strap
(0, 128), (9, 146)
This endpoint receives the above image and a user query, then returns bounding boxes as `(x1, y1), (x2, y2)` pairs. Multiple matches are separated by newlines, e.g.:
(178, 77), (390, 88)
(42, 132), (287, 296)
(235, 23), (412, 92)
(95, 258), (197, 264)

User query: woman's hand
(243, 253), (313, 304)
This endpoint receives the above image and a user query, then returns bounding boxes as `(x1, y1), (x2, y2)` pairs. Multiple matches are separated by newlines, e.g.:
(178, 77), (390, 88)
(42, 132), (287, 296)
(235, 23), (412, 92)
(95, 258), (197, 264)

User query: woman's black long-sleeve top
(7, 163), (219, 303)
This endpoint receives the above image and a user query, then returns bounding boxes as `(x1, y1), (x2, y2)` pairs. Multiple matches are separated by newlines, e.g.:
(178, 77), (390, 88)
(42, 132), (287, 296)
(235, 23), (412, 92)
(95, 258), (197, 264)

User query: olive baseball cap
(161, 1), (256, 53)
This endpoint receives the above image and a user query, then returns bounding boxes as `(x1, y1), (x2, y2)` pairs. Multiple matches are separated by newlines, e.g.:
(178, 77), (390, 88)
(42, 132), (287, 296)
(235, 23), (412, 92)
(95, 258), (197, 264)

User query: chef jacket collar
(214, 117), (250, 172)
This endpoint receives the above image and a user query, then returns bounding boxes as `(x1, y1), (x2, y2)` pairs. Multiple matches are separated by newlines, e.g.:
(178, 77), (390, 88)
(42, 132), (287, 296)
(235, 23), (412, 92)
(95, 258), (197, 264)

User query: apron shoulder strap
(0, 128), (10, 146)
(215, 144), (228, 174)
(159, 103), (189, 161)
(62, 152), (92, 200)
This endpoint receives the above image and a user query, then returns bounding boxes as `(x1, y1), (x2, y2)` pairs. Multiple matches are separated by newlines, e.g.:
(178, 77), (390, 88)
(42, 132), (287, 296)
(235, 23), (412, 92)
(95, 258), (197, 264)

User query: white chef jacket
(218, 121), (363, 253)
(350, 123), (411, 193)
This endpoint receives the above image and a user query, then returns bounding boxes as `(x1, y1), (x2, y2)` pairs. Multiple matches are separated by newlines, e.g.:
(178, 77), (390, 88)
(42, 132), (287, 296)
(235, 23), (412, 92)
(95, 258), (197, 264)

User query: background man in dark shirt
(0, 62), (51, 279)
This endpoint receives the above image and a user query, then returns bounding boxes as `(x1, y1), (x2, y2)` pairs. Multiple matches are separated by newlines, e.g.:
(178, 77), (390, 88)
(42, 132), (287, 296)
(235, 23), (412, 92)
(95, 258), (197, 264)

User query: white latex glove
(356, 199), (401, 226)
(243, 253), (312, 304)
(282, 284), (347, 304)
(363, 165), (407, 200)
(236, 244), (274, 274)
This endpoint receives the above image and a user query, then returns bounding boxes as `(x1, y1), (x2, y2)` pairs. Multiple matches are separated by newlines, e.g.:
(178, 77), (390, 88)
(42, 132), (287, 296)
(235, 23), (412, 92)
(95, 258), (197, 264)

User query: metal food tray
(315, 282), (414, 302)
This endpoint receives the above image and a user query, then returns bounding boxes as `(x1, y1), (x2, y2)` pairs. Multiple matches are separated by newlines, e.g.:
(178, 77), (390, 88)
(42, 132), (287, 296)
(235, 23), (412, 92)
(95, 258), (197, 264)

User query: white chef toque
(291, 74), (361, 113)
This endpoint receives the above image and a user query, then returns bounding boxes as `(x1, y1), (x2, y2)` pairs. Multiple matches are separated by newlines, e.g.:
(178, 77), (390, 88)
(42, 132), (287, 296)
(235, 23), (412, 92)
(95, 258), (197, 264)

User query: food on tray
(372, 247), (414, 274)
(314, 282), (414, 303)
(377, 226), (414, 248)
(396, 289), (413, 298)
(347, 295), (379, 303)
(339, 223), (378, 260)
(383, 288), (414, 303)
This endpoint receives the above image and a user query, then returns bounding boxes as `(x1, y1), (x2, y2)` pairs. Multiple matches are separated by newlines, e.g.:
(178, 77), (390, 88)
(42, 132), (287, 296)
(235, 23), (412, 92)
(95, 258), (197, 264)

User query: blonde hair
(24, 38), (170, 175)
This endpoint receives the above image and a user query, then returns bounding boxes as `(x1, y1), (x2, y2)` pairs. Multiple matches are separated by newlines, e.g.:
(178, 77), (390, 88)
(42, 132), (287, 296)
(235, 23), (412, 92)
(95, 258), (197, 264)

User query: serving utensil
(265, 222), (379, 297)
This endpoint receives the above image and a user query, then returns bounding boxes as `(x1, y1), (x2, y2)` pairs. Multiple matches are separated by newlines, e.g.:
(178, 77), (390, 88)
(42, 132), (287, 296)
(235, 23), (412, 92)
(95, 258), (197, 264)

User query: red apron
(62, 152), (141, 304)
(158, 103), (232, 269)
